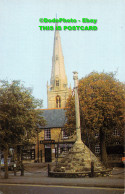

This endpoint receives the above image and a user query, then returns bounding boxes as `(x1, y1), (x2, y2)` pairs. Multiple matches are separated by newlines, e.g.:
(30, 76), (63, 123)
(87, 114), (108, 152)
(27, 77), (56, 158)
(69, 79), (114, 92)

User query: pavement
(0, 166), (124, 189)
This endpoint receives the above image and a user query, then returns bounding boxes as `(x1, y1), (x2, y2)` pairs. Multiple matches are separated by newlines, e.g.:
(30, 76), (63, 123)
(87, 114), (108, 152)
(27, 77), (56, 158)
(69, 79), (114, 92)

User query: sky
(0, 0), (125, 108)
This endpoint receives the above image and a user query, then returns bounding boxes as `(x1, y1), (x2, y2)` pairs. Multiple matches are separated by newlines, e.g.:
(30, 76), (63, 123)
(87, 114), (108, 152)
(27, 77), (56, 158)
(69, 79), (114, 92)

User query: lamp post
(73, 71), (82, 143)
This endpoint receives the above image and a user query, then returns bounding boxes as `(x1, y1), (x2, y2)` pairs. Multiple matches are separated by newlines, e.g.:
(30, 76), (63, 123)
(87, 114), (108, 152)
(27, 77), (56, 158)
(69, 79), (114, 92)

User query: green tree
(0, 80), (45, 178)
(65, 72), (125, 166)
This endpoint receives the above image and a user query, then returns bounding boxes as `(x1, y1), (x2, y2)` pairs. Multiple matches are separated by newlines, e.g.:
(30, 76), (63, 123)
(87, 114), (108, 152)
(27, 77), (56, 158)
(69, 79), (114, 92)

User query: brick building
(35, 108), (75, 163)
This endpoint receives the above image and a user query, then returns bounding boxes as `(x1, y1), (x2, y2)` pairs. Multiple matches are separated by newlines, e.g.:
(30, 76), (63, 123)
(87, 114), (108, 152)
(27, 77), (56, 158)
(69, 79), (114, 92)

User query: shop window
(55, 143), (73, 158)
(44, 129), (51, 140)
(22, 149), (35, 160)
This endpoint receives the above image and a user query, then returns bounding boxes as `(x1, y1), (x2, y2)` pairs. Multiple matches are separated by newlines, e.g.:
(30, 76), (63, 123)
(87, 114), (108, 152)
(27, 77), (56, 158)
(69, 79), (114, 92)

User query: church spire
(50, 25), (67, 89)
(47, 23), (71, 109)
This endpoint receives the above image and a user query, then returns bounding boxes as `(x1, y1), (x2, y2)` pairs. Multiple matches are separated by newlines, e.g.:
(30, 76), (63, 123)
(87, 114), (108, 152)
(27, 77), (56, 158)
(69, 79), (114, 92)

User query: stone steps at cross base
(54, 141), (106, 173)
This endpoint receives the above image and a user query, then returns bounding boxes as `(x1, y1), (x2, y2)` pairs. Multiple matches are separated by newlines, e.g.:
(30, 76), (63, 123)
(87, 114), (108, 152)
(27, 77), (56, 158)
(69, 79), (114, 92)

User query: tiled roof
(40, 108), (67, 129)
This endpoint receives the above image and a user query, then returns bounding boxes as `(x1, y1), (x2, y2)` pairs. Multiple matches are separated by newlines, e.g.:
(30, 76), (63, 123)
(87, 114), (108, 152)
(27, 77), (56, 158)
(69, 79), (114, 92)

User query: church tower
(47, 24), (71, 108)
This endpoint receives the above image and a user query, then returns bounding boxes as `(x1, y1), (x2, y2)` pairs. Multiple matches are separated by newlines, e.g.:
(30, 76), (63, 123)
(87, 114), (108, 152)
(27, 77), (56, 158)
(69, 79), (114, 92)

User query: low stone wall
(48, 169), (111, 178)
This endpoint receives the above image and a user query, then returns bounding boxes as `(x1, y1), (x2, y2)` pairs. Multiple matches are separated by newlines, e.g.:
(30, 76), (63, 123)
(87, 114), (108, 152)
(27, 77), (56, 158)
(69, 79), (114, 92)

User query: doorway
(45, 144), (51, 162)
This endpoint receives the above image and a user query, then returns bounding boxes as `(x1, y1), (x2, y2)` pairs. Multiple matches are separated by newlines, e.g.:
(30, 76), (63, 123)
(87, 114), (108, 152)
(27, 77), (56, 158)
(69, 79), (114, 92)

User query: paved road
(0, 184), (124, 194)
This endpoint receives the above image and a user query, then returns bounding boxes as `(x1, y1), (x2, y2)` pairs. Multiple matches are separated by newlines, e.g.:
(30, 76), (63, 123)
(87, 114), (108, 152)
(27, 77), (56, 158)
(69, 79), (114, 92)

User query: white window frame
(95, 144), (100, 154)
(113, 129), (120, 136)
(44, 129), (51, 140)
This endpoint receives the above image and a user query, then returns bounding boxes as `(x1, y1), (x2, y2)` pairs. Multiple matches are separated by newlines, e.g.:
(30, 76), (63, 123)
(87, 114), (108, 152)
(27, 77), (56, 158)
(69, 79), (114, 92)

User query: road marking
(0, 183), (124, 191)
